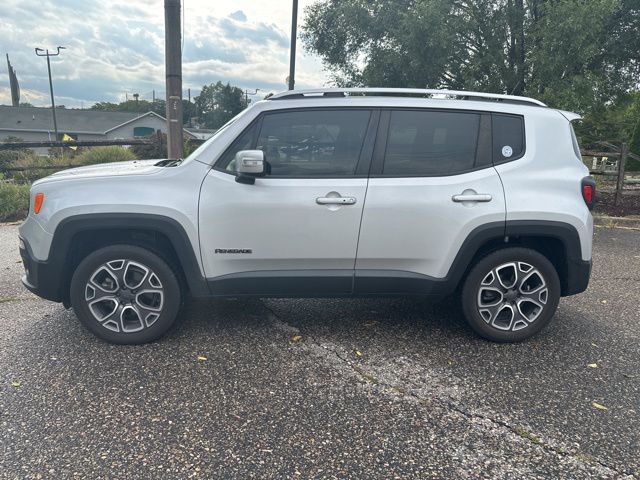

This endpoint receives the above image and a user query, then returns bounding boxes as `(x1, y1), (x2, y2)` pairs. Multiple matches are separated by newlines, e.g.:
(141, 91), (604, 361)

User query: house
(0, 105), (215, 153)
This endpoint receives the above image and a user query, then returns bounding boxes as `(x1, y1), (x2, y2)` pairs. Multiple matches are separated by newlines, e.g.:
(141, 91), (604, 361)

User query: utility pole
(165, 0), (183, 159)
(288, 0), (298, 91)
(35, 46), (65, 140)
(244, 88), (260, 107)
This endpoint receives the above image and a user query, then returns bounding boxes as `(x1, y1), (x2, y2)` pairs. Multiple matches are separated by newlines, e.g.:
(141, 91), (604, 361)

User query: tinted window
(570, 123), (582, 159)
(222, 124), (257, 172)
(256, 110), (371, 176)
(383, 110), (480, 176)
(493, 114), (525, 162)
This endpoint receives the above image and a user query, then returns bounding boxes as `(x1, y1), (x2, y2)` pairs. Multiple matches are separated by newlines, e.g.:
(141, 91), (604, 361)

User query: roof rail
(268, 88), (547, 107)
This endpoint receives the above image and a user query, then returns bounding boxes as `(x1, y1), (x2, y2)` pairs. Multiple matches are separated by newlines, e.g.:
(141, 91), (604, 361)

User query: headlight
(19, 237), (26, 250)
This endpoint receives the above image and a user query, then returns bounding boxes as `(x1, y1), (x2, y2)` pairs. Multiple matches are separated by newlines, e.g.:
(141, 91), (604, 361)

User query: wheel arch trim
(42, 213), (209, 302)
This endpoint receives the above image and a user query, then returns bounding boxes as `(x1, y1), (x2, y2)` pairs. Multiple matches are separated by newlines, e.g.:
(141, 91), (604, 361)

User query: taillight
(33, 193), (45, 214)
(581, 177), (596, 210)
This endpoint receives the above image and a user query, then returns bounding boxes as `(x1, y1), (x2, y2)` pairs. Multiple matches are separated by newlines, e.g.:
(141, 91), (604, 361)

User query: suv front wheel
(462, 248), (561, 342)
(70, 245), (181, 344)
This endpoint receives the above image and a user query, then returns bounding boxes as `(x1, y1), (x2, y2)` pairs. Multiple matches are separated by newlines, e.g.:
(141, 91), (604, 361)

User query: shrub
(74, 146), (137, 165)
(6, 153), (71, 184)
(0, 182), (30, 222)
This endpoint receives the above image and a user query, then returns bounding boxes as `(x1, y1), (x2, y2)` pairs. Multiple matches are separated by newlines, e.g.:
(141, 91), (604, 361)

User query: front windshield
(183, 106), (257, 164)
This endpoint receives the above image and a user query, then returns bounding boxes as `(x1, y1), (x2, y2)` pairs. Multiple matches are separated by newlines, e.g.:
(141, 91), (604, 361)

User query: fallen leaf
(587, 363), (598, 369)
(591, 343), (599, 348)
(291, 335), (302, 343)
(354, 350), (363, 357)
(592, 402), (608, 411)
(197, 355), (207, 362)
(11, 380), (21, 388)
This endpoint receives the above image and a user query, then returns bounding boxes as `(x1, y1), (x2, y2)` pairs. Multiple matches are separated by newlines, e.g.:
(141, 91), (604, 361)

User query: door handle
(452, 194), (493, 203)
(316, 197), (357, 205)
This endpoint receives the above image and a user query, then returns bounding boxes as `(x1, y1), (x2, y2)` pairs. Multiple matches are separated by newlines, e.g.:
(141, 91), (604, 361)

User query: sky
(0, 0), (329, 108)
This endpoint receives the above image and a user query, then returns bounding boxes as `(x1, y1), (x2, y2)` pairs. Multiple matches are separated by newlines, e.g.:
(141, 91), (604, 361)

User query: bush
(6, 153), (72, 184)
(74, 146), (137, 165)
(0, 182), (30, 222)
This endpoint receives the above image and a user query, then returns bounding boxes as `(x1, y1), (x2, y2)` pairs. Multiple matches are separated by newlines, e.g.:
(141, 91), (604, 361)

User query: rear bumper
(19, 236), (63, 302)
(563, 258), (592, 296)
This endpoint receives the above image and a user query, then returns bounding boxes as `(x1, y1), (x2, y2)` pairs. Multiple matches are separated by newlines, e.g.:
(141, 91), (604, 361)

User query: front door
(199, 108), (377, 296)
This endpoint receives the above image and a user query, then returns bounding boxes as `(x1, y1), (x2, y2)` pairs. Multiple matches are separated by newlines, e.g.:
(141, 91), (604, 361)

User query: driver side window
(256, 109), (371, 177)
(221, 124), (258, 173)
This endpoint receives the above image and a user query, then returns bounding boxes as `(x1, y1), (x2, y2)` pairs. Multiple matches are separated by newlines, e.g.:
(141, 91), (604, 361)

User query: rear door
(199, 108), (378, 295)
(355, 108), (506, 294)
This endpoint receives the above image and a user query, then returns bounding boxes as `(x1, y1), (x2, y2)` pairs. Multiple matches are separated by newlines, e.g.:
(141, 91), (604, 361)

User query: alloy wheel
(84, 259), (165, 333)
(476, 262), (549, 332)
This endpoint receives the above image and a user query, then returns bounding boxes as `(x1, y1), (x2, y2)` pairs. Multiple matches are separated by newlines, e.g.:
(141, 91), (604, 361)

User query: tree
(91, 98), (198, 126)
(302, 0), (640, 112)
(91, 99), (166, 117)
(575, 92), (640, 171)
(194, 82), (248, 129)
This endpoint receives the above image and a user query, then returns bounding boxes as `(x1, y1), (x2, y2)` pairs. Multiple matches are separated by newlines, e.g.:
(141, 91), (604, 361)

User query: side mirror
(235, 150), (265, 184)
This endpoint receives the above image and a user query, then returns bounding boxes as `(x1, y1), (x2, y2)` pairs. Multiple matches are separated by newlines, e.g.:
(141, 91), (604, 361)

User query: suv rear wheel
(70, 245), (181, 344)
(462, 247), (560, 342)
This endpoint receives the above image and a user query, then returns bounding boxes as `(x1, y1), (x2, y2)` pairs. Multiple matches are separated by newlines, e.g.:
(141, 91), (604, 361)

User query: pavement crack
(263, 303), (634, 478)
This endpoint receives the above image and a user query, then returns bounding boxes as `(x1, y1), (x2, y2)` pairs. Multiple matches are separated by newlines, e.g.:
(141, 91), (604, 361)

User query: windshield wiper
(155, 158), (183, 167)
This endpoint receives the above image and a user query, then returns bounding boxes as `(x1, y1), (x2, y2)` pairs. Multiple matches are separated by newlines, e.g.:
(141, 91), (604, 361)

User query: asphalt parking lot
(1, 223), (638, 479)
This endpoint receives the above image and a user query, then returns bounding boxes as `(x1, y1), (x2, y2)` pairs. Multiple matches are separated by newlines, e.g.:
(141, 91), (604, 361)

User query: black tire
(70, 245), (181, 344)
(461, 247), (561, 343)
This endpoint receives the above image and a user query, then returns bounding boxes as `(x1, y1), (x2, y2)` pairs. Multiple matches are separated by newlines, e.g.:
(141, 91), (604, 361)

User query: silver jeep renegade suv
(18, 88), (595, 344)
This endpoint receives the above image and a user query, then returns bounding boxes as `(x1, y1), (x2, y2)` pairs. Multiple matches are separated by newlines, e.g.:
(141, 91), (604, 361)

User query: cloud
(229, 10), (248, 22)
(0, 0), (329, 107)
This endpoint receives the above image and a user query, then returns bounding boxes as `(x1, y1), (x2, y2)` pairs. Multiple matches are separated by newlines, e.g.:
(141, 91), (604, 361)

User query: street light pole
(288, 0), (298, 91)
(35, 46), (65, 141)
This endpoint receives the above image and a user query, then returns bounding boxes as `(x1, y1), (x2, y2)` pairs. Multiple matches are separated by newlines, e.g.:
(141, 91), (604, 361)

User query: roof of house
(0, 105), (161, 135)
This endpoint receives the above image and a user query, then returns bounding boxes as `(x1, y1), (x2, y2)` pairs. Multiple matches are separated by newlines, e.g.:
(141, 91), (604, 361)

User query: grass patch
(74, 146), (137, 165)
(0, 297), (21, 304)
(513, 426), (542, 445)
(0, 182), (29, 222)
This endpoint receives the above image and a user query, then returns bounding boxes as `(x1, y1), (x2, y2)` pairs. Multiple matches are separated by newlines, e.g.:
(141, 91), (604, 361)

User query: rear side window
(256, 109), (371, 177)
(570, 123), (582, 159)
(383, 110), (481, 176)
(492, 114), (525, 163)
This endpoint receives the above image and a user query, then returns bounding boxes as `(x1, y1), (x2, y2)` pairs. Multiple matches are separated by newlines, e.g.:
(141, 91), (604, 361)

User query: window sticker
(502, 145), (513, 158)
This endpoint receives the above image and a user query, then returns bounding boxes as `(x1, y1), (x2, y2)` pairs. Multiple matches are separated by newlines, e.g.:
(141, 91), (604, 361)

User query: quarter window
(492, 114), (525, 162)
(383, 110), (481, 176)
(256, 110), (371, 177)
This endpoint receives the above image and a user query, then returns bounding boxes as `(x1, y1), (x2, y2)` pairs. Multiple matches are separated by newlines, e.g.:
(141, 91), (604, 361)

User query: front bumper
(19, 236), (64, 303)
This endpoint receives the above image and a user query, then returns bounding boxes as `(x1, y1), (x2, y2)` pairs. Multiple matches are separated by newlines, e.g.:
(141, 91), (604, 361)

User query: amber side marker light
(33, 193), (45, 214)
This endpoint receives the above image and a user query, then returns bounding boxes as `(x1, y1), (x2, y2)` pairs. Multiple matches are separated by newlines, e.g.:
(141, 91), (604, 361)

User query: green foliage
(575, 92), (640, 171)
(131, 133), (166, 159)
(130, 133), (201, 159)
(91, 99), (166, 116)
(74, 146), (137, 165)
(0, 136), (33, 172)
(6, 154), (72, 184)
(0, 182), (30, 222)
(302, 0), (640, 112)
(194, 81), (248, 129)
